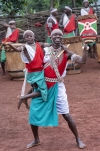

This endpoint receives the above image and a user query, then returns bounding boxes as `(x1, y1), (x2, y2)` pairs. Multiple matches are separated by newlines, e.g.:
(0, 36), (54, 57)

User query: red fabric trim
(46, 22), (59, 36)
(89, 8), (93, 14)
(44, 52), (67, 88)
(2, 28), (19, 42)
(64, 14), (76, 34)
(26, 42), (44, 72)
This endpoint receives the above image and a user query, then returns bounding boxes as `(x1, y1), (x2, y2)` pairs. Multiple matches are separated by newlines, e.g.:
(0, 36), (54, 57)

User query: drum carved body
(5, 43), (25, 79)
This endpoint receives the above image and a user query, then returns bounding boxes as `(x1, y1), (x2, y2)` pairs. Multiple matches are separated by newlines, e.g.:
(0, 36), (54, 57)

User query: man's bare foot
(77, 139), (86, 149)
(26, 140), (40, 149)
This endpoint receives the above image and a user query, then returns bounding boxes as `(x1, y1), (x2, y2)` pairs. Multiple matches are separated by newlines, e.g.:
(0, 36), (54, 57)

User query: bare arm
(17, 28), (25, 32)
(20, 91), (41, 100)
(74, 16), (78, 36)
(39, 42), (52, 48)
(47, 18), (55, 35)
(7, 44), (22, 52)
(62, 44), (88, 64)
(3, 23), (10, 28)
(59, 14), (64, 28)
(74, 45), (88, 64)
(8, 44), (31, 62)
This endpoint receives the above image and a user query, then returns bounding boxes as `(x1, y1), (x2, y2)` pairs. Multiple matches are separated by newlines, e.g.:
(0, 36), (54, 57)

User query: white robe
(44, 47), (69, 114)
(21, 44), (36, 63)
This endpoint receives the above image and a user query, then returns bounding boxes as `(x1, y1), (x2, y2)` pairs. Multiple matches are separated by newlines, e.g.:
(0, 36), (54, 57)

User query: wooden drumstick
(57, 44), (70, 58)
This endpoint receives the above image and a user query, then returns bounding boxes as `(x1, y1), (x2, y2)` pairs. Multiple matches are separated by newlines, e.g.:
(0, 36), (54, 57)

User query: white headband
(50, 29), (63, 37)
(51, 8), (57, 13)
(65, 6), (72, 12)
(23, 30), (34, 38)
(9, 20), (15, 24)
(83, 0), (89, 2)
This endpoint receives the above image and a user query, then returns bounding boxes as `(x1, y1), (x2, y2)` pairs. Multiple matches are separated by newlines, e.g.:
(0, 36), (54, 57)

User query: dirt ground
(0, 58), (100, 151)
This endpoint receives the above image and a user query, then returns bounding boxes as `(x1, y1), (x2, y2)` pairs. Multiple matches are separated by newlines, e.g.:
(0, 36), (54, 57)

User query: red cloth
(46, 22), (59, 36)
(44, 52), (67, 89)
(26, 42), (44, 72)
(2, 28), (19, 42)
(64, 14), (76, 34)
(89, 8), (94, 14)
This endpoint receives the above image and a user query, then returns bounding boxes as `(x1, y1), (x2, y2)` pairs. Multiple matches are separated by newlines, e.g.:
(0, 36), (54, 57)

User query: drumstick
(21, 68), (27, 96)
(57, 44), (70, 58)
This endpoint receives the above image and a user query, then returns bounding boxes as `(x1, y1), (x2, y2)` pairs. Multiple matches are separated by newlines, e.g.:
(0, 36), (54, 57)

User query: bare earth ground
(0, 58), (100, 151)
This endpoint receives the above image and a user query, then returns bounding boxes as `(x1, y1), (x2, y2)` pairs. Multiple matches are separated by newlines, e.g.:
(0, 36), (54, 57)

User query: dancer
(19, 29), (88, 149)
(8, 30), (52, 103)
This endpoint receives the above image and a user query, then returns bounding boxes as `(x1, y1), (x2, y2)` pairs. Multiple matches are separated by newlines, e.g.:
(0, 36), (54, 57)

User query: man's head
(50, 29), (63, 45)
(83, 0), (89, 8)
(64, 6), (72, 15)
(23, 30), (35, 44)
(50, 8), (58, 16)
(9, 20), (16, 29)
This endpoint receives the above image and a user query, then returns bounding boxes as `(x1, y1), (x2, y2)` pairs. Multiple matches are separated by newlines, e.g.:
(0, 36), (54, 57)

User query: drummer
(59, 6), (78, 38)
(2, 20), (24, 44)
(80, 0), (97, 58)
(46, 8), (59, 43)
(81, 0), (96, 16)
(0, 20), (24, 75)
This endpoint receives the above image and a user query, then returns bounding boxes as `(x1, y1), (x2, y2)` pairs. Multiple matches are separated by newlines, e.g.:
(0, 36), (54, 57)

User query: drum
(62, 36), (83, 75)
(78, 14), (97, 44)
(5, 43), (25, 80)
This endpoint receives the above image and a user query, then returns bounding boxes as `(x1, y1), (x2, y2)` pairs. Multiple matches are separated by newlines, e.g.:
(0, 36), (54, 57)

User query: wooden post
(72, 0), (76, 8)
(94, 0), (98, 12)
(50, 0), (54, 9)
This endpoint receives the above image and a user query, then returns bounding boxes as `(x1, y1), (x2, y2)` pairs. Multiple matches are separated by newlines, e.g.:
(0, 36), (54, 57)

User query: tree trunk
(50, 0), (54, 9)
(72, 0), (76, 8)
(94, 0), (98, 12)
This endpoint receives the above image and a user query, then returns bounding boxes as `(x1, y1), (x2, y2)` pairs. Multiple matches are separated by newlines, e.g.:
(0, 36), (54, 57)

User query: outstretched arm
(3, 23), (10, 28)
(39, 42), (52, 48)
(59, 14), (64, 28)
(17, 28), (25, 33)
(74, 45), (88, 64)
(8, 44), (31, 62)
(62, 44), (88, 64)
(7, 43), (22, 52)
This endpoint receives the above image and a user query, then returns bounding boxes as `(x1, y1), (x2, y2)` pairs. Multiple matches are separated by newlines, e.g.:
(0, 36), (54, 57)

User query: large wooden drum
(5, 43), (25, 79)
(62, 36), (83, 74)
(78, 14), (97, 44)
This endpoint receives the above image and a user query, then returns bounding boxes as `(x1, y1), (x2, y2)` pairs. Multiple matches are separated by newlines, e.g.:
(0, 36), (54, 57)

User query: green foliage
(26, 0), (96, 13)
(1, 0), (27, 16)
(26, 0), (51, 13)
(2, 0), (96, 15)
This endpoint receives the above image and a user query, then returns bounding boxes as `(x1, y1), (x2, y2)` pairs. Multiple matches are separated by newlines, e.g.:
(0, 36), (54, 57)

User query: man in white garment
(81, 0), (96, 16)
(46, 8), (58, 43)
(59, 6), (78, 38)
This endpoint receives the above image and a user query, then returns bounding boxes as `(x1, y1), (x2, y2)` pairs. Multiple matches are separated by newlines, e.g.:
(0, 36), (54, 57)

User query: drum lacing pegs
(82, 41), (89, 51)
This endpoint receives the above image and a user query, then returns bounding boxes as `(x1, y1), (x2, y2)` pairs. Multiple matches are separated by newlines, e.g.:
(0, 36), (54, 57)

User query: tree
(26, 0), (51, 13)
(1, 0), (27, 16)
